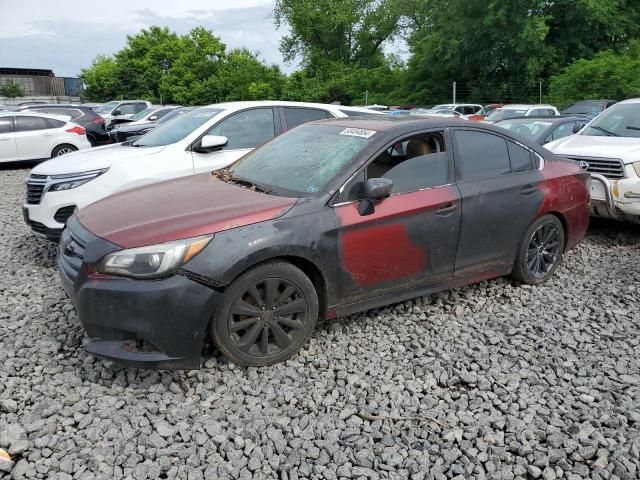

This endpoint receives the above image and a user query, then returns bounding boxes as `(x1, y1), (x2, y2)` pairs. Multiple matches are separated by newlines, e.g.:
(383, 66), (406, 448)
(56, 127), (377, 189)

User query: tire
(51, 144), (78, 157)
(511, 214), (565, 285)
(211, 261), (319, 367)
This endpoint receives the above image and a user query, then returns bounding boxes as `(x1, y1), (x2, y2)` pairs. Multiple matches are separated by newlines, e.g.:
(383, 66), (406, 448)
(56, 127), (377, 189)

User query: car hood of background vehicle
(548, 134), (640, 163)
(77, 172), (298, 248)
(31, 144), (166, 176)
(114, 121), (154, 132)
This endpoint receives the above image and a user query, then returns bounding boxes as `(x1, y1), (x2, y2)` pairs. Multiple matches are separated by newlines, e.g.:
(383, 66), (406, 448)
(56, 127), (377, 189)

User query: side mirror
(194, 135), (228, 153)
(112, 109), (122, 116)
(149, 115), (157, 121)
(572, 123), (583, 134)
(358, 178), (393, 216)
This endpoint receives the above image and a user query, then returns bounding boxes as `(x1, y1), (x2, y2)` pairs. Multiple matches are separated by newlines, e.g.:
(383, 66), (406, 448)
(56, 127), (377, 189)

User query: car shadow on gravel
(587, 217), (640, 245)
(10, 231), (58, 269)
(0, 160), (40, 171)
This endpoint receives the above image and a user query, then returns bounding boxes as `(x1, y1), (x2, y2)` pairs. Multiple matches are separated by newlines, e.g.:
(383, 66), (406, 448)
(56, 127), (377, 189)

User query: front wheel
(211, 261), (319, 366)
(51, 144), (78, 157)
(511, 214), (565, 285)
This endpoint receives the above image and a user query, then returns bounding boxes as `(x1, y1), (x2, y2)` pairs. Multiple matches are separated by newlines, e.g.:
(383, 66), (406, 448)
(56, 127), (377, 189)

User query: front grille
(59, 219), (88, 282)
(563, 156), (626, 179)
(54, 206), (76, 224)
(26, 181), (46, 204)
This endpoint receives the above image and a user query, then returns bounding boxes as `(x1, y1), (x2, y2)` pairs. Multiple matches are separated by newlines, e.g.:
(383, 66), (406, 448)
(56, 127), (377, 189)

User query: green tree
(549, 41), (640, 105)
(274, 0), (408, 68)
(80, 26), (286, 104)
(0, 79), (25, 98)
(80, 55), (119, 100)
(403, 0), (640, 104)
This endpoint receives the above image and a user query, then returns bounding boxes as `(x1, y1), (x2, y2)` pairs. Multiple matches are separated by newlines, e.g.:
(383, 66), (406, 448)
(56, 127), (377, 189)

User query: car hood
(78, 172), (298, 248)
(31, 144), (166, 176)
(546, 134), (640, 163)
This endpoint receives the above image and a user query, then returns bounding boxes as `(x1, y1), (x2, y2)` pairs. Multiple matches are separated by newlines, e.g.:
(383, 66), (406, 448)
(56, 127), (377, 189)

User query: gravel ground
(1, 166), (639, 480)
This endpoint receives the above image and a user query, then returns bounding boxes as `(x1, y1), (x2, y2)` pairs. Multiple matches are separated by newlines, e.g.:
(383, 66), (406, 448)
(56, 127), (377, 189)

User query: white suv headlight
(100, 235), (213, 279)
(49, 169), (109, 192)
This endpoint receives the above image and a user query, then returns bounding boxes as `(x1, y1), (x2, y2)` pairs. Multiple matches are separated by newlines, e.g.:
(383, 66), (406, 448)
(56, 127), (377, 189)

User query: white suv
(485, 105), (560, 123)
(546, 99), (640, 224)
(0, 112), (91, 163)
(23, 101), (380, 240)
(93, 100), (152, 127)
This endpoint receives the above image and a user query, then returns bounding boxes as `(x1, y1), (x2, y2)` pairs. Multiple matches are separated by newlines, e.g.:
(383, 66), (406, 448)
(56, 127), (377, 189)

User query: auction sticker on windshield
(339, 128), (377, 139)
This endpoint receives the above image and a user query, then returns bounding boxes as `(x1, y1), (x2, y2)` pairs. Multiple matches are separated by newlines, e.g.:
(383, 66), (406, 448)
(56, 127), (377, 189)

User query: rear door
(333, 129), (461, 301)
(0, 116), (17, 162)
(280, 107), (332, 131)
(452, 128), (544, 275)
(191, 107), (278, 173)
(14, 116), (57, 160)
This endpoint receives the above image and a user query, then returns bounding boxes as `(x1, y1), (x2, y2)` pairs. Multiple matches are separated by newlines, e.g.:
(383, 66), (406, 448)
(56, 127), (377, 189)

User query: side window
(118, 104), (139, 115)
(507, 141), (533, 173)
(153, 108), (173, 120)
(283, 108), (331, 130)
(15, 116), (51, 132)
(455, 130), (510, 181)
(207, 108), (276, 150)
(67, 109), (84, 119)
(367, 132), (449, 195)
(0, 117), (12, 134)
(134, 103), (148, 113)
(551, 122), (576, 141)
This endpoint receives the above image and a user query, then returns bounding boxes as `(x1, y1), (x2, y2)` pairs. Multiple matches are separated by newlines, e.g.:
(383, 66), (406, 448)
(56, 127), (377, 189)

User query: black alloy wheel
(512, 214), (565, 285)
(526, 223), (561, 278)
(212, 262), (319, 366)
(229, 278), (308, 356)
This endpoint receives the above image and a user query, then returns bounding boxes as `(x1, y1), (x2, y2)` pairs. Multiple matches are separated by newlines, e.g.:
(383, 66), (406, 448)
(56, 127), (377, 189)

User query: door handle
(42, 133), (54, 137)
(435, 203), (457, 216)
(521, 185), (538, 195)
(0, 137), (10, 141)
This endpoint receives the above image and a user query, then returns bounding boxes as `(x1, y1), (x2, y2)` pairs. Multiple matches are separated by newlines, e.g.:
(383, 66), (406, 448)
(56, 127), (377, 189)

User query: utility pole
(365, 90), (368, 106)
(539, 81), (543, 104)
(453, 82), (457, 103)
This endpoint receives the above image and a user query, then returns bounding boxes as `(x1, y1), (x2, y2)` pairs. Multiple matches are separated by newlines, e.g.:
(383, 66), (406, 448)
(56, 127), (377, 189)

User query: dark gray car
(494, 116), (589, 145)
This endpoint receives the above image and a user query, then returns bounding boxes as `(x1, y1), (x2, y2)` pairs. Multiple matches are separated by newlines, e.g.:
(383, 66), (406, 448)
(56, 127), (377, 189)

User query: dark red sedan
(58, 116), (590, 369)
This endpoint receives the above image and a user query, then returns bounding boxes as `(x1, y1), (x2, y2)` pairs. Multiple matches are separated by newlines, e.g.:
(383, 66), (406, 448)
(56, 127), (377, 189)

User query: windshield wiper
(590, 125), (619, 136)
(626, 126), (640, 131)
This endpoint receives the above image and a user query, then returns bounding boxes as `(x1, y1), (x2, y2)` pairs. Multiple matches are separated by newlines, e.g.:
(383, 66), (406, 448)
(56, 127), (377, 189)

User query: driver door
(333, 130), (461, 301)
(191, 107), (279, 173)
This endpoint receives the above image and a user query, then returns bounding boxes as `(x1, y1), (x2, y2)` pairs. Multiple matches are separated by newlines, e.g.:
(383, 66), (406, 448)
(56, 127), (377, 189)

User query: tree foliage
(0, 79), (25, 98)
(81, 2), (640, 107)
(80, 27), (285, 104)
(403, 0), (640, 104)
(549, 41), (640, 105)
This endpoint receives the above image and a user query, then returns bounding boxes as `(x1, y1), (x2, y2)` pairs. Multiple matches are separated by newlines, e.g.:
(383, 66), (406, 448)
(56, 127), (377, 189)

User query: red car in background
(467, 104), (505, 121)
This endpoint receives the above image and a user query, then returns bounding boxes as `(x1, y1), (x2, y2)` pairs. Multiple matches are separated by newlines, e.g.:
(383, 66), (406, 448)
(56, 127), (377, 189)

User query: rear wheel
(51, 144), (77, 157)
(511, 214), (564, 285)
(211, 261), (319, 366)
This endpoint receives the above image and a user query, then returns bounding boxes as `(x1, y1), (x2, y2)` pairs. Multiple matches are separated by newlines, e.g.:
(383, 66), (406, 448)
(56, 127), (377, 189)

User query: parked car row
(11, 96), (639, 370)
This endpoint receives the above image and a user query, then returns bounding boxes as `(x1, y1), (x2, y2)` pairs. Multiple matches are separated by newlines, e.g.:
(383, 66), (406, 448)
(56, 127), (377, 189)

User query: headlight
(49, 169), (108, 192)
(99, 235), (213, 279)
(634, 161), (640, 177)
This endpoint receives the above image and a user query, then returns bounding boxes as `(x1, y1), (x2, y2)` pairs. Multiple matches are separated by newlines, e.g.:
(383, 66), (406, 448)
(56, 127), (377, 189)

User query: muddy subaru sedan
(58, 116), (590, 369)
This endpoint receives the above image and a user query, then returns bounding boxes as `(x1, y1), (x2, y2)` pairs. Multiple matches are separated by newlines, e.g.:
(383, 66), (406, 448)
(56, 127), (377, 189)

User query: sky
(0, 0), (291, 77)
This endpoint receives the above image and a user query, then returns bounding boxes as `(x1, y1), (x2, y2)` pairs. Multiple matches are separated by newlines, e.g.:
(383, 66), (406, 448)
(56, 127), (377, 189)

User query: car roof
(201, 100), (382, 113)
(495, 115), (585, 123)
(500, 104), (557, 110)
(19, 104), (88, 109)
(0, 111), (71, 121)
(308, 114), (476, 133)
(615, 98), (640, 105)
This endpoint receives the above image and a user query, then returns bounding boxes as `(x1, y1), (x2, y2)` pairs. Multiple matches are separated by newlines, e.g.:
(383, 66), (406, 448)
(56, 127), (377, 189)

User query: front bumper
(58, 218), (223, 369)
(589, 174), (640, 223)
(23, 180), (113, 239)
